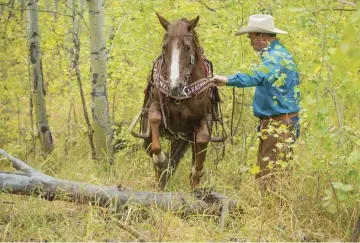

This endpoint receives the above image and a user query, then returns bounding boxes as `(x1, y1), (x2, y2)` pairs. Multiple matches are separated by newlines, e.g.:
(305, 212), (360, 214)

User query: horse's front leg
(149, 101), (168, 190)
(190, 113), (212, 190)
(196, 112), (212, 143)
(148, 101), (162, 154)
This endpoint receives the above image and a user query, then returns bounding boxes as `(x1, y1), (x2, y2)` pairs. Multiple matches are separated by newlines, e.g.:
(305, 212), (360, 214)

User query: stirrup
(129, 108), (150, 139)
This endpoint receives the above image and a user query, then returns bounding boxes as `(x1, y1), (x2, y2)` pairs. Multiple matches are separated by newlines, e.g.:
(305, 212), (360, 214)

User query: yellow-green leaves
(249, 165), (260, 175)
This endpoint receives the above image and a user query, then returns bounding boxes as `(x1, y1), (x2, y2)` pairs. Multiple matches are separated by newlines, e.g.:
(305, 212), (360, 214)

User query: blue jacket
(227, 39), (300, 118)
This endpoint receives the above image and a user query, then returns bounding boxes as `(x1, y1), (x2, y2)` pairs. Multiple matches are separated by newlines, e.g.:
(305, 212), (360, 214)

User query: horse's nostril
(170, 86), (181, 95)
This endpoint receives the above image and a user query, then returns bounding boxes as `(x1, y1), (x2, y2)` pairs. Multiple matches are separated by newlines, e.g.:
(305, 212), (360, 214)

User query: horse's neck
(189, 55), (205, 83)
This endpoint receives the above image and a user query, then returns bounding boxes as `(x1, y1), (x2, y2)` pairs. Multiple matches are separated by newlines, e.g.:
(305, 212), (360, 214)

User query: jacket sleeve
(226, 61), (279, 88)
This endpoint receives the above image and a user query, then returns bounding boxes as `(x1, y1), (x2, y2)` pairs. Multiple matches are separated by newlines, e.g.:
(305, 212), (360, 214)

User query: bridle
(154, 33), (213, 100)
(182, 52), (196, 96)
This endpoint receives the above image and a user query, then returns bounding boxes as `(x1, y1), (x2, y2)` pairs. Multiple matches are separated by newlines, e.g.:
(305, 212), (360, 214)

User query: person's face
(247, 33), (268, 52)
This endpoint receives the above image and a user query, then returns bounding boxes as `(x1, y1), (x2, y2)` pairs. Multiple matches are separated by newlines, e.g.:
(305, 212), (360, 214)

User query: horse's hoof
(190, 167), (205, 190)
(153, 151), (170, 189)
(196, 133), (209, 144)
(152, 151), (167, 164)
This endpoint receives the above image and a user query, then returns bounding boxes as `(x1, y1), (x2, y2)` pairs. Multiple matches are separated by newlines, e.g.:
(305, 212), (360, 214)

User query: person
(211, 14), (301, 192)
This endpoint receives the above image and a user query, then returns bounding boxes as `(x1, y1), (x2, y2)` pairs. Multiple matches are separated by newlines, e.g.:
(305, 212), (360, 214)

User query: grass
(0, 132), (356, 241)
(0, 0), (358, 240)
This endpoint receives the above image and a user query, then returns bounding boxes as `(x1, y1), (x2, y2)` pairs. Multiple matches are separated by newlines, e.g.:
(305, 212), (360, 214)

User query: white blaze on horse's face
(170, 41), (180, 90)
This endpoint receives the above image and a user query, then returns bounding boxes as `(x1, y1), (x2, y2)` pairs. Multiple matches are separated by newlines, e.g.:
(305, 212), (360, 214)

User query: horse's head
(156, 13), (200, 97)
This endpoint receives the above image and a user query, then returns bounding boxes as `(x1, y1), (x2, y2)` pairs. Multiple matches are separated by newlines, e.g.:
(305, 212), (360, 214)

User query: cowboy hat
(235, 14), (288, 36)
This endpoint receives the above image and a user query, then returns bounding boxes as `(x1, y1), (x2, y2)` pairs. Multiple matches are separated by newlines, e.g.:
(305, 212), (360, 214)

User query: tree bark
(53, 0), (58, 21)
(26, 0), (54, 153)
(75, 0), (86, 36)
(26, 22), (36, 155)
(20, 0), (26, 22)
(0, 148), (237, 216)
(45, 0), (49, 11)
(0, 172), (227, 214)
(65, 0), (74, 157)
(73, 0), (96, 159)
(76, 0), (87, 36)
(0, 4), (4, 18)
(88, 0), (113, 160)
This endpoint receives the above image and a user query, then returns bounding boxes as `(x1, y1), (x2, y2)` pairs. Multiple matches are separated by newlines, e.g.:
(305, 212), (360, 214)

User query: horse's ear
(156, 12), (170, 30)
(188, 16), (200, 32)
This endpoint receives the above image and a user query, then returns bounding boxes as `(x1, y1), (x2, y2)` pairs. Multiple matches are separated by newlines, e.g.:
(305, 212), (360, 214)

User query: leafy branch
(198, 0), (216, 12)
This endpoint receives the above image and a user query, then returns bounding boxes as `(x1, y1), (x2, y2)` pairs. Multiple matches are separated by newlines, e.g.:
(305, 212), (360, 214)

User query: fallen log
(0, 148), (237, 216)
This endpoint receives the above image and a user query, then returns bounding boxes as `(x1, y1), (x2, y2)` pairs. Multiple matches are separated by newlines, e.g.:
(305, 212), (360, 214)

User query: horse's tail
(169, 138), (189, 172)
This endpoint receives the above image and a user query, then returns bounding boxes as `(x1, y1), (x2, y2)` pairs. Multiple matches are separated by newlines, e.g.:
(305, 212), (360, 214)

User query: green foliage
(0, 0), (360, 241)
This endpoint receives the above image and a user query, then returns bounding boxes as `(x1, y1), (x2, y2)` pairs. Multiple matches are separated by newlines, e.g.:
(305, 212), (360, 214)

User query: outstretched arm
(211, 61), (279, 88)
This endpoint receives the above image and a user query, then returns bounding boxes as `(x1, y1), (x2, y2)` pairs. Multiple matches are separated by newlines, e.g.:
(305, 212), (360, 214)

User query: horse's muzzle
(170, 84), (184, 97)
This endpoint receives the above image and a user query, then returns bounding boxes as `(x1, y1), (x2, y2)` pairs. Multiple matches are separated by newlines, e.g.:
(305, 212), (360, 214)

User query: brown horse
(134, 13), (222, 190)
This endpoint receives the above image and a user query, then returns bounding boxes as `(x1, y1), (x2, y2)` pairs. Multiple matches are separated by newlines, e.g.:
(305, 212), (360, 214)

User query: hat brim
(235, 26), (288, 36)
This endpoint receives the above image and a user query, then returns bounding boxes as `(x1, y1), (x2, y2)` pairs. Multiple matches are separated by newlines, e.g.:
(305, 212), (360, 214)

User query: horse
(131, 13), (223, 190)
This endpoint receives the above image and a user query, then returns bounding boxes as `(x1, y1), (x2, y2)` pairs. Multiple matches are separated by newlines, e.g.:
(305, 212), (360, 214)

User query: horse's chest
(168, 104), (196, 120)
(167, 100), (205, 126)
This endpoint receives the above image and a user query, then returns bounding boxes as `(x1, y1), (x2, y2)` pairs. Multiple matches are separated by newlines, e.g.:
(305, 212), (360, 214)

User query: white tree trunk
(26, 0), (54, 153)
(0, 172), (227, 214)
(76, 0), (86, 36)
(53, 0), (58, 20)
(45, 0), (49, 11)
(75, 0), (86, 36)
(66, 0), (74, 46)
(21, 0), (26, 22)
(72, 0), (96, 158)
(0, 148), (236, 217)
(64, 0), (74, 157)
(0, 5), (4, 18)
(88, 0), (112, 159)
